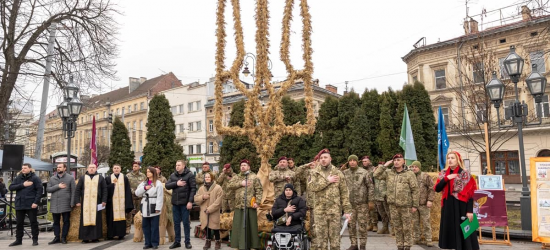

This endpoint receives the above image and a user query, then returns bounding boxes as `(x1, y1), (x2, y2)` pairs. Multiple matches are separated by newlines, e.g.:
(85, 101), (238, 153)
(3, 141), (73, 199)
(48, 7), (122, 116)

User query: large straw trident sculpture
(213, 0), (316, 203)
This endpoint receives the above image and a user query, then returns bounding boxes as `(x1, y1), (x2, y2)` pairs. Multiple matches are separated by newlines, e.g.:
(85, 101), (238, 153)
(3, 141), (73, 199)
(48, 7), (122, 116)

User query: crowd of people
(5, 149), (479, 250)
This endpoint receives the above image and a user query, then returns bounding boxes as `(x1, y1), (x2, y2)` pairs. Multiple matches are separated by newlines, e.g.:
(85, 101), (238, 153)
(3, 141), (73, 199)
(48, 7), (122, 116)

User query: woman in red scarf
(434, 151), (479, 250)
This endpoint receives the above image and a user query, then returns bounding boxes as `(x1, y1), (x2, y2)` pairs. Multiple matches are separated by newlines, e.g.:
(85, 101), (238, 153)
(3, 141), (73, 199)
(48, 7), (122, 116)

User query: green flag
(399, 104), (417, 165)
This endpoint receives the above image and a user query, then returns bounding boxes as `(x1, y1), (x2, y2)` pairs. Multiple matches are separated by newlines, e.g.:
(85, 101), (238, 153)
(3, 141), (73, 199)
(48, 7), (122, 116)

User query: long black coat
(272, 193), (307, 227)
(9, 172), (43, 210)
(105, 173), (133, 238)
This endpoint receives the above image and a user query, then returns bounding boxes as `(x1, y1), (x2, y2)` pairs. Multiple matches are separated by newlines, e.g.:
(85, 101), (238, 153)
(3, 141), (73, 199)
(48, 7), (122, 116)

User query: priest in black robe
(105, 164), (134, 239)
(74, 164), (108, 243)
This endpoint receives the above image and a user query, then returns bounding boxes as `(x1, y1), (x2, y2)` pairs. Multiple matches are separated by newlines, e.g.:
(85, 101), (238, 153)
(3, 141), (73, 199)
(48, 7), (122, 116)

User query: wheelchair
(265, 214), (310, 250)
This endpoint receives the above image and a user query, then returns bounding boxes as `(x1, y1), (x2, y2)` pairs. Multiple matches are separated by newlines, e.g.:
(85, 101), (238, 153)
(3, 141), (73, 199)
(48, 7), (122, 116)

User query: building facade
(402, 7), (550, 183)
(204, 80), (340, 166)
(28, 72), (183, 164)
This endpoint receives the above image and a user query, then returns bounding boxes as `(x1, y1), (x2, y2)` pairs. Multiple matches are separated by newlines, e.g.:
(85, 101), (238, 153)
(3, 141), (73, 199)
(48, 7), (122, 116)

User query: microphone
(243, 171), (250, 176)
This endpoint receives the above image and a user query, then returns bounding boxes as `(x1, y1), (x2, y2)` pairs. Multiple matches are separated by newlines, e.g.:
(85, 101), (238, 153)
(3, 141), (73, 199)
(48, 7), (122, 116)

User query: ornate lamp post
(56, 76), (82, 169)
(486, 45), (548, 231)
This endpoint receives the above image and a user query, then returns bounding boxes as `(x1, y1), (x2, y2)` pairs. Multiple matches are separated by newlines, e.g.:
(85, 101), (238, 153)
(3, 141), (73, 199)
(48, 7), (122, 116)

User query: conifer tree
(378, 91), (401, 161)
(413, 82), (438, 169)
(108, 117), (134, 174)
(312, 96), (346, 165)
(349, 106), (370, 159)
(339, 91), (362, 162)
(361, 88), (381, 163)
(142, 95), (185, 177)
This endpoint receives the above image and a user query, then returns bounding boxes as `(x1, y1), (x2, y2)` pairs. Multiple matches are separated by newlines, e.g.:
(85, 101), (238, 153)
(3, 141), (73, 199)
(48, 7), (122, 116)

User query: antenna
(345, 81), (349, 93)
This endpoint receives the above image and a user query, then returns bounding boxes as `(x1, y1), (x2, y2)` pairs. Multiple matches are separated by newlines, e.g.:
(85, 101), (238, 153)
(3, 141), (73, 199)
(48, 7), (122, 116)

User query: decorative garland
(214, 0), (316, 204)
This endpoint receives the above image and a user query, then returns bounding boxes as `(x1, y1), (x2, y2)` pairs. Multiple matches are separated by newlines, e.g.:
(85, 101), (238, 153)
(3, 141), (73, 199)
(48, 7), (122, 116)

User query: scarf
(436, 167), (477, 207)
(204, 181), (213, 190)
(83, 174), (100, 226)
(111, 173), (126, 221)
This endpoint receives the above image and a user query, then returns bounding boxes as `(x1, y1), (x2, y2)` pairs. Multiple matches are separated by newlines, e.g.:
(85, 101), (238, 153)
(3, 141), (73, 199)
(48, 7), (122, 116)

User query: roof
(204, 82), (341, 107)
(402, 15), (550, 62)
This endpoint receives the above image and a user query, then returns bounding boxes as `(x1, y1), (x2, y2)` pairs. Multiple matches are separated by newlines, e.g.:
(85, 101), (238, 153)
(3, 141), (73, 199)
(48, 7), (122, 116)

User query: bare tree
(0, 0), (120, 146)
(79, 141), (110, 166)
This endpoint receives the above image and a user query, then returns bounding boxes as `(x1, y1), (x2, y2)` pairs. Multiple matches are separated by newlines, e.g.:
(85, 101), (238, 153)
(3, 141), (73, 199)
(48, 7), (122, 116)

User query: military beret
(223, 163), (231, 170)
(361, 155), (370, 160)
(278, 156), (288, 163)
(240, 159), (250, 165)
(202, 161), (210, 166)
(392, 154), (404, 160)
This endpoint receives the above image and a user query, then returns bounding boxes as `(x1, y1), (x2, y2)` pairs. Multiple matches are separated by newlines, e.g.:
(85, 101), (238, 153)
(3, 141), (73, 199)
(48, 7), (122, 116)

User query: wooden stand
(542, 243), (550, 249)
(477, 176), (512, 246)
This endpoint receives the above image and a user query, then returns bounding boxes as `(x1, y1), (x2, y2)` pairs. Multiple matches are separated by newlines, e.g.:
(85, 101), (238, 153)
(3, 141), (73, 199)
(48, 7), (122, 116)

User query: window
(116, 108), (120, 115)
(529, 51), (546, 73)
(196, 121), (201, 131)
(171, 106), (177, 114)
(503, 99), (515, 120)
(535, 95), (550, 118)
(134, 104), (138, 111)
(473, 62), (484, 83)
(440, 107), (449, 126)
(188, 145), (194, 154)
(412, 75), (418, 83)
(179, 104), (184, 114)
(188, 122), (194, 131)
(481, 151), (519, 176)
(140, 102), (144, 110)
(103, 111), (106, 119)
(179, 124), (184, 133)
(122, 107), (125, 115)
(128, 105), (131, 113)
(209, 142), (214, 154)
(127, 122), (130, 129)
(139, 140), (143, 152)
(140, 120), (143, 130)
(188, 103), (194, 112)
(538, 149), (550, 157)
(133, 121), (136, 130)
(133, 141), (136, 152)
(435, 69), (446, 89)
(196, 144), (202, 154)
(196, 101), (202, 111)
(209, 120), (214, 132)
(475, 103), (487, 123)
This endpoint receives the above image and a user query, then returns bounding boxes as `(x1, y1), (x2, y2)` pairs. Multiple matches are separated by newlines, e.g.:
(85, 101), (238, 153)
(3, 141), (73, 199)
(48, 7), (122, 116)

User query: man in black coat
(166, 160), (196, 249)
(9, 163), (43, 247)
(272, 183), (307, 228)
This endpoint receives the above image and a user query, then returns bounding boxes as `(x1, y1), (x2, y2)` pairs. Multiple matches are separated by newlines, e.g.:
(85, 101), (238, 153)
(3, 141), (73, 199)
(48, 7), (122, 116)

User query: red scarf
(435, 167), (477, 207)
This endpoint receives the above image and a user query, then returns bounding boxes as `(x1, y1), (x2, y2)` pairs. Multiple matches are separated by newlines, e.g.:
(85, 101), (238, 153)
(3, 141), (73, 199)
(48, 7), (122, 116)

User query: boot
(9, 240), (22, 247)
(366, 224), (373, 231)
(397, 247), (404, 250)
(214, 240), (221, 250)
(426, 241), (434, 247)
(203, 239), (211, 250)
(378, 221), (389, 234)
(372, 223), (378, 232)
(48, 237), (60, 245)
(404, 247), (410, 250)
(346, 245), (358, 250)
(360, 246), (366, 250)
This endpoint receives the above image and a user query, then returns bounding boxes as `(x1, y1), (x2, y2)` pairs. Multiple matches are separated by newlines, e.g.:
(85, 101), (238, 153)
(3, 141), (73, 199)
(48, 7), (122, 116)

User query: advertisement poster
(473, 190), (508, 227)
(531, 157), (550, 243)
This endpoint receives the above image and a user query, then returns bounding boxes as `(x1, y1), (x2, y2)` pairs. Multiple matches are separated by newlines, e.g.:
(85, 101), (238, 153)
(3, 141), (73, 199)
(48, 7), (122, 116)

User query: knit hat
(283, 183), (297, 198)
(411, 161), (421, 168)
(348, 155), (358, 162)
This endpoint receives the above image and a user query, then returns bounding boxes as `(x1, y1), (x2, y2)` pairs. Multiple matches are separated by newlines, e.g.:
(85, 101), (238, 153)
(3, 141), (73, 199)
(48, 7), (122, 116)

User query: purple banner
(473, 190), (509, 227)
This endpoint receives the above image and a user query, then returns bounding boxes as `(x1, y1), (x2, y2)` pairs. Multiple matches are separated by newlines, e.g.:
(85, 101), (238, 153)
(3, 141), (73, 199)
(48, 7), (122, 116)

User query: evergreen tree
(378, 91), (401, 161)
(142, 95), (186, 178)
(361, 88), (381, 163)
(339, 91), (362, 162)
(273, 97), (314, 166)
(312, 96), (346, 165)
(219, 100), (260, 173)
(413, 82), (438, 170)
(108, 117), (134, 174)
(349, 106), (370, 159)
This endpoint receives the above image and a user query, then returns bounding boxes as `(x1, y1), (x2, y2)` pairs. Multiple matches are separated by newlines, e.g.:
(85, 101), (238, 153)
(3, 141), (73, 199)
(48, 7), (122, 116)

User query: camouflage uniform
(373, 166), (391, 234)
(196, 170), (217, 190)
(373, 165), (419, 249)
(216, 169), (235, 212)
(227, 172), (263, 209)
(127, 170), (146, 232)
(365, 165), (379, 231)
(295, 163), (317, 248)
(309, 164), (352, 250)
(343, 166), (374, 248)
(411, 170), (435, 245)
(158, 175), (167, 183)
(269, 167), (300, 197)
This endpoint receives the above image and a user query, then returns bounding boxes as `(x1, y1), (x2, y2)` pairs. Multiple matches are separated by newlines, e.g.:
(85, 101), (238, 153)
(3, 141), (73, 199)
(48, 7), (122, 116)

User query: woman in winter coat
(271, 183), (307, 228)
(194, 172), (223, 250)
(136, 167), (164, 249)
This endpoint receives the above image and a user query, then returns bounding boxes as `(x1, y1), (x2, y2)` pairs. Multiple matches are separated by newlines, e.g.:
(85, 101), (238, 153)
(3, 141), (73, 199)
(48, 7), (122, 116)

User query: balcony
(176, 132), (187, 140)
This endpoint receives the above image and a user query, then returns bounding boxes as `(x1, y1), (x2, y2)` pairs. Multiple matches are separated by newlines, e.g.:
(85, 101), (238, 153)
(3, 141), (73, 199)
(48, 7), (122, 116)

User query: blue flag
(438, 106), (449, 170)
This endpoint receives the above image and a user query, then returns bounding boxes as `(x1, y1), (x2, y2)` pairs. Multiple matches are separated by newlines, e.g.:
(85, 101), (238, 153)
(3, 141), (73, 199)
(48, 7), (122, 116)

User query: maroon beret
(278, 156), (288, 163)
(240, 159), (250, 165)
(392, 154), (404, 160)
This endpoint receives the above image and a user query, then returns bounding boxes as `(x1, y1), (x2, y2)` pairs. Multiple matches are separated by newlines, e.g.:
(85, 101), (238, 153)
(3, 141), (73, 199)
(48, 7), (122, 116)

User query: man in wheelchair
(271, 183), (307, 231)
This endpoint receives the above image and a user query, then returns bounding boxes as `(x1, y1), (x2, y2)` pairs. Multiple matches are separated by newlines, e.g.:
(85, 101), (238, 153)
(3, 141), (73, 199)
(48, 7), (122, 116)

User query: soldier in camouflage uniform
(309, 149), (352, 250)
(372, 162), (391, 234)
(269, 156), (300, 196)
(360, 156), (379, 232)
(294, 158), (318, 249)
(343, 155), (375, 250)
(216, 163), (235, 212)
(196, 162), (217, 190)
(227, 159), (263, 249)
(373, 154), (419, 250)
(127, 162), (146, 233)
(288, 158), (296, 171)
(409, 161), (435, 247)
(154, 166), (168, 183)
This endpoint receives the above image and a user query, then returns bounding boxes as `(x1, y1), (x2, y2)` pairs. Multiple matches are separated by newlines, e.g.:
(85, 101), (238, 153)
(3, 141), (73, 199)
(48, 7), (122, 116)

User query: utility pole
(34, 22), (58, 159)
(345, 81), (349, 93)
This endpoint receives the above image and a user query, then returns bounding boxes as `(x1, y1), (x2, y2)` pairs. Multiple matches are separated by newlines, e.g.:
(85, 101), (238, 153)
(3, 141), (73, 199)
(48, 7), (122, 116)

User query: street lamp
(56, 76), (82, 169)
(486, 45), (548, 231)
(241, 52), (273, 82)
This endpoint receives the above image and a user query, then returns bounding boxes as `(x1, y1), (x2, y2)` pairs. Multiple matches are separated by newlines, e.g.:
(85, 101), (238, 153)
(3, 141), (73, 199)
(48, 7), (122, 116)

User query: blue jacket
(9, 171), (43, 210)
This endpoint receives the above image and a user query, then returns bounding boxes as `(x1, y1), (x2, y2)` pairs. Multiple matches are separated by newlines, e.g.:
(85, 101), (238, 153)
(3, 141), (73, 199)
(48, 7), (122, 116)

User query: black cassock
(75, 172), (108, 241)
(105, 174), (134, 238)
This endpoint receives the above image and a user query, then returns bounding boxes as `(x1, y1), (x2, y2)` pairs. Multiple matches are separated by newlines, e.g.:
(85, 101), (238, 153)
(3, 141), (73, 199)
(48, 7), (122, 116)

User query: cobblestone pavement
(0, 221), (542, 249)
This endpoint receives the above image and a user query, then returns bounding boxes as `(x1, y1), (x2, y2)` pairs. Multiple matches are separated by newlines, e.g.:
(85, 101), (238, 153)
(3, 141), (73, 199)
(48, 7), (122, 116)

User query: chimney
(463, 19), (470, 35)
(129, 77), (141, 93)
(325, 84), (337, 94)
(140, 77), (147, 83)
(521, 6), (532, 21)
(313, 79), (320, 86)
(469, 18), (478, 34)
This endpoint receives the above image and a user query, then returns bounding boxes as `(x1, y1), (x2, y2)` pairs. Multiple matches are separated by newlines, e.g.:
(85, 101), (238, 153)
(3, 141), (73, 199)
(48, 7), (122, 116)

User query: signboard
(478, 175), (504, 190)
(473, 190), (508, 227)
(531, 157), (550, 243)
(187, 156), (204, 164)
(54, 156), (76, 163)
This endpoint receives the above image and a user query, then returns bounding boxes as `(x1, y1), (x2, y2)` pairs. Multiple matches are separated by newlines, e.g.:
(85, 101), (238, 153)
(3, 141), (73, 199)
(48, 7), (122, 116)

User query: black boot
(32, 240), (39, 246)
(9, 240), (22, 247)
(169, 242), (181, 249)
(48, 237), (60, 245)
(61, 238), (67, 244)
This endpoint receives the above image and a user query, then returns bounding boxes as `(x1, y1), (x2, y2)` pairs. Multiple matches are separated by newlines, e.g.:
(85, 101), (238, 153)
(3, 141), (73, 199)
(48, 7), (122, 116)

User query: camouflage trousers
(375, 199), (391, 223)
(411, 205), (432, 242)
(369, 204), (378, 225)
(349, 204), (369, 246)
(389, 205), (413, 248)
(312, 211), (340, 250)
(221, 197), (233, 212)
(309, 207), (318, 249)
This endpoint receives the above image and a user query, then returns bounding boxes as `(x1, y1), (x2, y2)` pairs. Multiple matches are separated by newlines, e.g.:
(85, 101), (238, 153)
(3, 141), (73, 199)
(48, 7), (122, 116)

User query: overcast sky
(30, 0), (537, 116)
